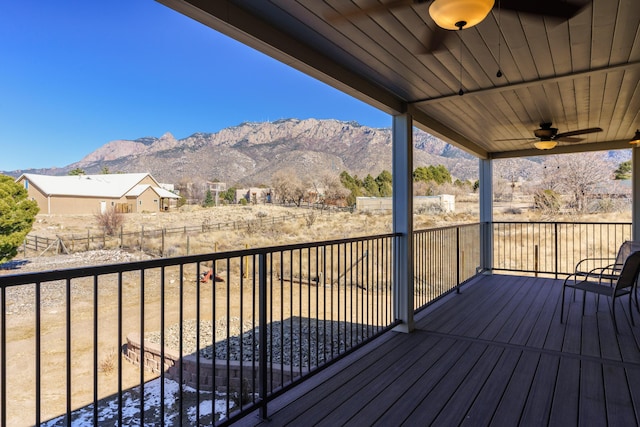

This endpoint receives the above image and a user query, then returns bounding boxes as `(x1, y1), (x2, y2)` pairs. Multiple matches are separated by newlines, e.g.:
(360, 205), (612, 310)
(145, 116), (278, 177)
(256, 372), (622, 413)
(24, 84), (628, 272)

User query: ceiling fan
(328, 0), (585, 53)
(498, 122), (603, 150)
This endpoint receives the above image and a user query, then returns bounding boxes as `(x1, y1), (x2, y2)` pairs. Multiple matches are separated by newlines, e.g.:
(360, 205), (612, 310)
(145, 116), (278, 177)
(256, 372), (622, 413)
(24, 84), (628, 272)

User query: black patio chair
(561, 250), (640, 333)
(573, 240), (640, 284)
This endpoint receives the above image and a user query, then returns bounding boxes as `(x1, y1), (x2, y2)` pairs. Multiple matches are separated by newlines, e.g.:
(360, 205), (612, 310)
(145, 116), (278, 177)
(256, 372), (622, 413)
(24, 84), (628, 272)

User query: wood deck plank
(483, 351), (540, 425)
(334, 334), (460, 424)
(507, 278), (558, 346)
(417, 275), (518, 334)
(519, 353), (560, 425)
(478, 276), (541, 343)
(237, 275), (640, 426)
(579, 360), (607, 425)
(309, 333), (448, 426)
(603, 364), (637, 426)
(459, 348), (523, 427)
(548, 357), (580, 425)
(369, 339), (475, 426)
(523, 279), (562, 348)
(255, 332), (416, 425)
(429, 346), (505, 426)
(396, 343), (489, 426)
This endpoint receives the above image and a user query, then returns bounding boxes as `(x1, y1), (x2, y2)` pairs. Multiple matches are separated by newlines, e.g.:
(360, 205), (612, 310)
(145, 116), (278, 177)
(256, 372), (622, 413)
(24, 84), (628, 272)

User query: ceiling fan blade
(555, 127), (603, 139)
(494, 138), (537, 142)
(555, 136), (584, 143)
(499, 0), (585, 20)
(326, 0), (417, 22)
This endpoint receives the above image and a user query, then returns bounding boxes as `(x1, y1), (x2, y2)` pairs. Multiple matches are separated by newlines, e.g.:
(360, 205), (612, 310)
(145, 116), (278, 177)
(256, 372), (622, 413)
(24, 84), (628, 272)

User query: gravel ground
(0, 250), (154, 314)
(145, 317), (377, 367)
(2, 249), (378, 368)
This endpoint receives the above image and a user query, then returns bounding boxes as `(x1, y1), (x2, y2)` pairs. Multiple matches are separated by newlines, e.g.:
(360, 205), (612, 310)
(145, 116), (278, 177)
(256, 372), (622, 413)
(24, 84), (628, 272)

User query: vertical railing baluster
(258, 252), (268, 420)
(92, 275), (98, 427)
(456, 227), (461, 293)
(139, 270), (145, 426)
(36, 282), (41, 426)
(66, 278), (71, 427)
(178, 265), (184, 424)
(117, 272), (123, 426)
(160, 267), (165, 426)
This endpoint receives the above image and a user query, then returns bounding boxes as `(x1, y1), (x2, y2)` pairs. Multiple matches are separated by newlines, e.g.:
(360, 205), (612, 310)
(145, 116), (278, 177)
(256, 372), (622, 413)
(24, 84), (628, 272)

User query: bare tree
(271, 170), (307, 206)
(315, 173), (349, 208)
(541, 153), (614, 213)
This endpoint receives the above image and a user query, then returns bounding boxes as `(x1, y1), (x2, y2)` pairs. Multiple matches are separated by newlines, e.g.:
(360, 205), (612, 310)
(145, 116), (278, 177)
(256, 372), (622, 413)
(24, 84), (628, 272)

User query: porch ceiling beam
(410, 61), (640, 106)
(409, 106), (489, 159)
(156, 0), (406, 116)
(489, 139), (633, 159)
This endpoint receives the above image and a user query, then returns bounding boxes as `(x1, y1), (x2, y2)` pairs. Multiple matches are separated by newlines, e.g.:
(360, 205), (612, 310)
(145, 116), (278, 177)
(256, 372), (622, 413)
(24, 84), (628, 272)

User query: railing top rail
(492, 221), (632, 225)
(414, 222), (481, 234)
(0, 232), (399, 287)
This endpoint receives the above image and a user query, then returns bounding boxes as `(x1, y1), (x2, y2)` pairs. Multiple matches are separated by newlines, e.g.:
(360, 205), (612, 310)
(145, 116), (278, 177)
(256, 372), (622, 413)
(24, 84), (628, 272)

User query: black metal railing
(413, 223), (481, 311)
(0, 234), (398, 426)
(2, 220), (630, 426)
(492, 221), (632, 276)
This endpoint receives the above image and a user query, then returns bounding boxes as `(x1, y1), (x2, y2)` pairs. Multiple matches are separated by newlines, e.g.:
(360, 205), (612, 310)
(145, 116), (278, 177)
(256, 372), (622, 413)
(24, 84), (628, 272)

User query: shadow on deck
(237, 274), (640, 426)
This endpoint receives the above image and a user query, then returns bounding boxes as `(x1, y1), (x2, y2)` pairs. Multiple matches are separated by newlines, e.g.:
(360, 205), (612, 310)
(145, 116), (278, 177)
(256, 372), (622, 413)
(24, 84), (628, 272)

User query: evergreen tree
(614, 160), (632, 180)
(0, 175), (39, 263)
(363, 174), (380, 197)
(203, 189), (214, 207)
(375, 170), (393, 196)
(68, 168), (85, 176)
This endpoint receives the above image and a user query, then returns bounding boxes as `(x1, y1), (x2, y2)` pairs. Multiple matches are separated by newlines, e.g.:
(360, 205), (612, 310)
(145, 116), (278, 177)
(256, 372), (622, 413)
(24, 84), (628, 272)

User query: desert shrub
(99, 348), (117, 376)
(305, 211), (317, 228)
(94, 207), (125, 236)
(239, 198), (248, 206)
(533, 189), (561, 214)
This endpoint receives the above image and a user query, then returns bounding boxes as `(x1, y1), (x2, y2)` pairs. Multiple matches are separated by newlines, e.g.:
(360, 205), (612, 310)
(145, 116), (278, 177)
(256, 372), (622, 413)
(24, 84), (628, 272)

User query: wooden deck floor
(235, 274), (640, 426)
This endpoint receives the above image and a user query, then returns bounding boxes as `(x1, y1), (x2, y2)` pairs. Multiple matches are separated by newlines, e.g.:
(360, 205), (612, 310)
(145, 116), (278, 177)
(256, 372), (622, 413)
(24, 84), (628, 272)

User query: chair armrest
(574, 257), (616, 274)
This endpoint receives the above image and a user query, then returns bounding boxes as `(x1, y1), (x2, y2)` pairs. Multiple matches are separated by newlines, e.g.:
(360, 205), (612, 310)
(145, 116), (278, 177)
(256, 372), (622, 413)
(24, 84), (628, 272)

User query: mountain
(7, 118), (485, 184)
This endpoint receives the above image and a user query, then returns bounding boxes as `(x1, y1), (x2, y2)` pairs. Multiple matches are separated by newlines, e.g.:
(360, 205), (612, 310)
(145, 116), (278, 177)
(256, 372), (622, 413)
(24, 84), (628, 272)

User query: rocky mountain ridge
(5, 118), (546, 185)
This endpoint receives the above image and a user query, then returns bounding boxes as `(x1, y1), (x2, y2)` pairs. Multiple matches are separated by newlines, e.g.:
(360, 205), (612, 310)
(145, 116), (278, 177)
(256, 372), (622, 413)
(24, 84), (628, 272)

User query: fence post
(186, 236), (190, 256)
(141, 225), (144, 252)
(534, 245), (539, 277)
(161, 228), (165, 257)
(87, 230), (90, 252)
(120, 225), (123, 249)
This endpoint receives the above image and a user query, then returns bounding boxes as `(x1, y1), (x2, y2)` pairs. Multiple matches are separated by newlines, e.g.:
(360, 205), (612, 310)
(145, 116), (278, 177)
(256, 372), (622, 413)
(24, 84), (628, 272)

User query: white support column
(633, 147), (640, 241)
(479, 158), (493, 272)
(392, 113), (414, 333)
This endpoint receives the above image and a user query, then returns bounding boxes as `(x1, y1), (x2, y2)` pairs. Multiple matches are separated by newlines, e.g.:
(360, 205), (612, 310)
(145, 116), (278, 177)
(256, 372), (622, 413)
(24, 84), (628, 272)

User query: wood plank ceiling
(158, 0), (640, 159)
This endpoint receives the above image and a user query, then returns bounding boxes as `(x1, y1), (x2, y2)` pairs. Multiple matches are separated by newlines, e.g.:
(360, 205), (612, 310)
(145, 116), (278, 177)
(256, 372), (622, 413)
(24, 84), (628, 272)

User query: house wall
(131, 188), (160, 213)
(16, 174), (169, 215)
(49, 195), (124, 215)
(19, 179), (50, 214)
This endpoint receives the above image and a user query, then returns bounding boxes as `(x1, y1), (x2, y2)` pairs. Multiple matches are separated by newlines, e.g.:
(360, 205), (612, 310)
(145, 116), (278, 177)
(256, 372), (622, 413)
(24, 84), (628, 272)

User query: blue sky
(0, 1), (389, 171)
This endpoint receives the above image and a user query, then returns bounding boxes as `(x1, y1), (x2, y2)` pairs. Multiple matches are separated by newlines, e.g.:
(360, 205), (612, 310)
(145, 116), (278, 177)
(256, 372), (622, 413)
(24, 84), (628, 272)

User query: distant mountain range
(2, 118), (584, 185)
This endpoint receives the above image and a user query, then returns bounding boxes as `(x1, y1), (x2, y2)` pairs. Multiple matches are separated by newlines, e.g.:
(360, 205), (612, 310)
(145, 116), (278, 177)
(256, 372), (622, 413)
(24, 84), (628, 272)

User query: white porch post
(479, 158), (493, 272)
(633, 147), (640, 241)
(392, 113), (414, 333)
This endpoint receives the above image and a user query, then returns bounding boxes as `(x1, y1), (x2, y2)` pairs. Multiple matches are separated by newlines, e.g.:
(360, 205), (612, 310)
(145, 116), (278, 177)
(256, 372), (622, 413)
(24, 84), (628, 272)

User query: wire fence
(22, 212), (320, 258)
